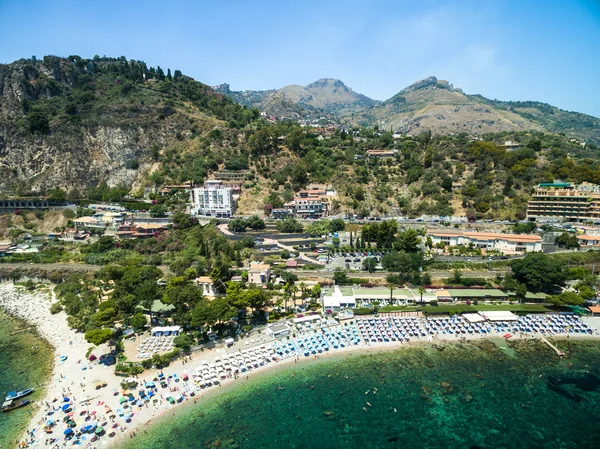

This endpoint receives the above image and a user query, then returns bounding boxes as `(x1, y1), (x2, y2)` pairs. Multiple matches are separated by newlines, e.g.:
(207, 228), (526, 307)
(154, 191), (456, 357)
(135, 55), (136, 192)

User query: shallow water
(0, 309), (54, 448)
(119, 339), (600, 449)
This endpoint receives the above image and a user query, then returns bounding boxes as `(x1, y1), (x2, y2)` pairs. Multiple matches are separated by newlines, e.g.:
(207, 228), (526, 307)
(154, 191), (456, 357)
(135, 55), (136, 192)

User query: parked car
(345, 258), (351, 262)
(353, 258), (360, 262)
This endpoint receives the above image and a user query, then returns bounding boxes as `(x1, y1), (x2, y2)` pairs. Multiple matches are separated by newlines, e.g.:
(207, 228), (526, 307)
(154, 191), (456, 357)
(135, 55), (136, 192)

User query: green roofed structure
(444, 289), (508, 299)
(538, 182), (571, 188)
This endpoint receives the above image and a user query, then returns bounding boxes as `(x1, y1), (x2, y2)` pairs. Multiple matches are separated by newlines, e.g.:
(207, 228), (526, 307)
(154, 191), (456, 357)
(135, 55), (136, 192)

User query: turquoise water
(119, 339), (600, 449)
(0, 309), (54, 448)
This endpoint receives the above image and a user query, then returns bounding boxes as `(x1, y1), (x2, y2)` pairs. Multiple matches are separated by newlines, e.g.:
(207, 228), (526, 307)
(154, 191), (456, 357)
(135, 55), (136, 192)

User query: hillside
(218, 76), (600, 143)
(0, 55), (258, 194)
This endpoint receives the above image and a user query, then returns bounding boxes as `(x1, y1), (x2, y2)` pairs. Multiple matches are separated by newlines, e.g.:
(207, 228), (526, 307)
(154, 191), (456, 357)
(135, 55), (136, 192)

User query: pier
(539, 335), (566, 357)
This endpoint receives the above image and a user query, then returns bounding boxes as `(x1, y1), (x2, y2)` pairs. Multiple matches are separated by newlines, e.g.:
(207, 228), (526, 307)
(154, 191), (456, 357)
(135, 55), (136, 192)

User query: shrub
(49, 302), (63, 314)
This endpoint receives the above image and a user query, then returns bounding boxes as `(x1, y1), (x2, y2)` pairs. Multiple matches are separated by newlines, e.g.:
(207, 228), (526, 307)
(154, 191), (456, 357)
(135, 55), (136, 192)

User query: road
(0, 263), (102, 271)
(290, 269), (510, 279)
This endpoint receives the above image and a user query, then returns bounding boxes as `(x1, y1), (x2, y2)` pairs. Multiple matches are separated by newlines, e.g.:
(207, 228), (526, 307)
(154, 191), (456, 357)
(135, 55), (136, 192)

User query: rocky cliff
(0, 56), (252, 195)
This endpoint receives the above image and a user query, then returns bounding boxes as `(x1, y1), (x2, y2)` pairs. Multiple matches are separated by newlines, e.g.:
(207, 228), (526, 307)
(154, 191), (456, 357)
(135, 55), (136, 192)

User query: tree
(276, 218), (303, 233)
(131, 312), (147, 330)
(396, 229), (420, 252)
(362, 257), (377, 273)
(417, 286), (426, 304)
(441, 176), (453, 192)
(84, 328), (114, 346)
(330, 219), (346, 232)
(173, 334), (194, 352)
(333, 270), (350, 285)
(510, 253), (567, 293)
(149, 204), (167, 217)
(548, 292), (584, 306)
(246, 215), (266, 230)
(48, 189), (67, 202)
(228, 218), (247, 232)
(28, 110), (50, 134)
(280, 249), (291, 259)
(555, 232), (580, 249)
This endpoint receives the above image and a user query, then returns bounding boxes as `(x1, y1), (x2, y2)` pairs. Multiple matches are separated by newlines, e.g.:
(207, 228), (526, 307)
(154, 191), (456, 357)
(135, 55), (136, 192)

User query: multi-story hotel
(526, 182), (600, 222)
(189, 180), (235, 217)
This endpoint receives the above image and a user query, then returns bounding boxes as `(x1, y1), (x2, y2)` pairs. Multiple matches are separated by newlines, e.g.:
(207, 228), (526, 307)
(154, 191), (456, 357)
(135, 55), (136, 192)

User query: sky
(1, 0), (600, 117)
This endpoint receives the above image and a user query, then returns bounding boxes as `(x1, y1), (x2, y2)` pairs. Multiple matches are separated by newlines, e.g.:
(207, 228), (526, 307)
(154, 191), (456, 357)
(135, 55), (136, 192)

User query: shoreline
(1, 282), (599, 449)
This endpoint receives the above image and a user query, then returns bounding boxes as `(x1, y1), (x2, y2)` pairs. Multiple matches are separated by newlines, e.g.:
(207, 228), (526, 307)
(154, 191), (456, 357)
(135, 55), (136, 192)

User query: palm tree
(418, 286), (426, 305)
(388, 283), (395, 305)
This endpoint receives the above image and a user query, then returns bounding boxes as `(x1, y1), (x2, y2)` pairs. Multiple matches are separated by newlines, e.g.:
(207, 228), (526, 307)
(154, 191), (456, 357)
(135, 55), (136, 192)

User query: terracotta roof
(249, 263), (270, 271)
(195, 276), (212, 284)
(75, 216), (99, 224)
(429, 230), (541, 243)
(286, 259), (298, 267)
(577, 235), (600, 241)
(588, 306), (600, 313)
(463, 232), (541, 243)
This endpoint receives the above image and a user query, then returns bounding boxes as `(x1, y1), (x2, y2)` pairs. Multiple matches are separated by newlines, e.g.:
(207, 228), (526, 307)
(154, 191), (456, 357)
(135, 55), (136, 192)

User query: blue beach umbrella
(63, 397), (71, 402)
(62, 404), (71, 412)
(64, 428), (73, 435)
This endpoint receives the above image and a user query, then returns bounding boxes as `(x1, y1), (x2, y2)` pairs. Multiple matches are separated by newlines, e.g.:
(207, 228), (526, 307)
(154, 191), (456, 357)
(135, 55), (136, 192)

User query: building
(195, 276), (219, 297)
(428, 230), (542, 254)
(285, 259), (298, 269)
(367, 150), (396, 158)
(577, 235), (600, 247)
(74, 216), (105, 229)
(283, 197), (327, 219)
(272, 209), (293, 219)
(189, 180), (235, 217)
(265, 323), (291, 338)
(248, 262), (271, 285)
(322, 286), (438, 309)
(526, 182), (600, 222)
(500, 140), (523, 151)
(132, 224), (167, 238)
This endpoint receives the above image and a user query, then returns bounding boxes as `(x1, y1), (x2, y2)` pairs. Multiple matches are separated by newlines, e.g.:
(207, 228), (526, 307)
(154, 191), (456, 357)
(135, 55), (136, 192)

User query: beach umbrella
(63, 397), (71, 402)
(61, 404), (70, 412)
(96, 426), (104, 434)
(46, 420), (54, 426)
(128, 396), (135, 402)
(119, 397), (128, 403)
(64, 428), (73, 435)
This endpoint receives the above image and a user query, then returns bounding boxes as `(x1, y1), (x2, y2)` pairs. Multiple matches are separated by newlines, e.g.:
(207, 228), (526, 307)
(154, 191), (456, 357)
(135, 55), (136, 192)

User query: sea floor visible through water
(0, 309), (54, 448)
(118, 339), (600, 449)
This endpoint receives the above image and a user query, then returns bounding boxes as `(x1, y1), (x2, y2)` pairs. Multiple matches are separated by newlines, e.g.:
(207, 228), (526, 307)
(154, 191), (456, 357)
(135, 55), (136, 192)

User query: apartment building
(526, 182), (600, 222)
(283, 197), (327, 219)
(189, 180), (235, 218)
(428, 230), (542, 254)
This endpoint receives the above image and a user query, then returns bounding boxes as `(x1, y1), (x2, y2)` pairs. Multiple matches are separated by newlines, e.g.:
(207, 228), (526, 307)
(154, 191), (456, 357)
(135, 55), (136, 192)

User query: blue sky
(1, 0), (599, 117)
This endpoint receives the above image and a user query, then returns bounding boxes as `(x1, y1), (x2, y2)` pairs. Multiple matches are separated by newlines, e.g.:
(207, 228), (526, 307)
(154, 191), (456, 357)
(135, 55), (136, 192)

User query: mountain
(215, 78), (378, 118)
(218, 75), (600, 143)
(0, 55), (256, 194)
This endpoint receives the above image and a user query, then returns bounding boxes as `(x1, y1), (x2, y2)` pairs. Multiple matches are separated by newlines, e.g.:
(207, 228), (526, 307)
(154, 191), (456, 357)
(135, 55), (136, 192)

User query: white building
(428, 230), (542, 254)
(248, 262), (271, 285)
(189, 180), (234, 217)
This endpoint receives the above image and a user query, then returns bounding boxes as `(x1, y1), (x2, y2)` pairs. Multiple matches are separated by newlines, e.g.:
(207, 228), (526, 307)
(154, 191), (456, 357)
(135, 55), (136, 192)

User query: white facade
(190, 181), (234, 217)
(429, 231), (542, 254)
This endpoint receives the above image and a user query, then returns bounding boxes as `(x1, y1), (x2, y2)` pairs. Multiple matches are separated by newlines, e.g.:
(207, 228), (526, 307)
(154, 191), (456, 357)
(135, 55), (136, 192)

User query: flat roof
(446, 289), (508, 298)
(478, 311), (518, 321)
(539, 182), (571, 187)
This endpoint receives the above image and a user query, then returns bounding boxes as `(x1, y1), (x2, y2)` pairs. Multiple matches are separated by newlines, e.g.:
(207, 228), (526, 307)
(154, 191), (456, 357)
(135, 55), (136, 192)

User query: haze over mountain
(217, 76), (600, 142)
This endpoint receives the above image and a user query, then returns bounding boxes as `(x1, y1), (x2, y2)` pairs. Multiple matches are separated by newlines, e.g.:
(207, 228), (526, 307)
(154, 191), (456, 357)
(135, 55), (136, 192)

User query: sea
(118, 338), (600, 449)
(0, 309), (54, 448)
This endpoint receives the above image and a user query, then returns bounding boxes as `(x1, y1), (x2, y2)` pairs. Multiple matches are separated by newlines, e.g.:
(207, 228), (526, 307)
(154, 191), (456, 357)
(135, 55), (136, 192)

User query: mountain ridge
(217, 76), (600, 142)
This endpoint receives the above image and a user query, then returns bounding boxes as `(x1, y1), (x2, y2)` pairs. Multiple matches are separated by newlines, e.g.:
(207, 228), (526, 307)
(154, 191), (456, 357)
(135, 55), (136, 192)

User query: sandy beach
(2, 281), (600, 449)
